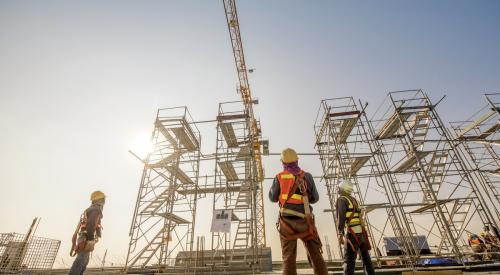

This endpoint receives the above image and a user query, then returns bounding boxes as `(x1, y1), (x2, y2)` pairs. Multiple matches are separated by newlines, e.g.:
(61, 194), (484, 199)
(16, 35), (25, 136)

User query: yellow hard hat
(281, 148), (298, 164)
(90, 191), (106, 202)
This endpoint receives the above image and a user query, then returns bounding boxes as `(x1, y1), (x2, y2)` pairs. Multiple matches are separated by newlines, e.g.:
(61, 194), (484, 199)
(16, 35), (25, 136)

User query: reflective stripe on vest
(341, 195), (362, 230)
(277, 171), (305, 205)
(281, 193), (303, 201)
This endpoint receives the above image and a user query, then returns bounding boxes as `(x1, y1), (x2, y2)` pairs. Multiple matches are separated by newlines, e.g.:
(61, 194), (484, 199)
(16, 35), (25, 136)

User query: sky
(1, 0), (499, 268)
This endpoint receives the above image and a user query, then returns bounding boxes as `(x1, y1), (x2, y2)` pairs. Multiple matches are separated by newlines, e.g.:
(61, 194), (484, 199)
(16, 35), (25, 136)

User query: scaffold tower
(211, 101), (260, 267)
(315, 90), (500, 266)
(450, 93), (500, 226)
(314, 97), (419, 265)
(125, 107), (201, 270)
(368, 90), (498, 260)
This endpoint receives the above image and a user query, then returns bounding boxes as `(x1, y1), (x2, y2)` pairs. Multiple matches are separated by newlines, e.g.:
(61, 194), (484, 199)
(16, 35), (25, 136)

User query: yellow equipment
(223, 0), (266, 246)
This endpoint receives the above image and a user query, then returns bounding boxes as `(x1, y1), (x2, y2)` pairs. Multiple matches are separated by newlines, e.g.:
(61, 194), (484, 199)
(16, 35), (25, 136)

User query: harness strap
(70, 208), (102, 257)
(346, 236), (356, 252)
(278, 218), (317, 241)
(280, 208), (306, 218)
(301, 179), (311, 218)
(343, 196), (367, 248)
(277, 172), (322, 250)
(70, 212), (85, 257)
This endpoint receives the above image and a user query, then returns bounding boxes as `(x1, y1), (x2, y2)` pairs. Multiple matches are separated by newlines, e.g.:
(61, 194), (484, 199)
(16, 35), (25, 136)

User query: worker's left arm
(96, 215), (102, 238)
(85, 208), (102, 241)
(305, 173), (319, 204)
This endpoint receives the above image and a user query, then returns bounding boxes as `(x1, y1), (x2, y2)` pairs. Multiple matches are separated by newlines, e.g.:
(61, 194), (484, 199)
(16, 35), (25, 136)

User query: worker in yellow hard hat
(337, 179), (375, 275)
(269, 148), (327, 275)
(69, 191), (105, 275)
(481, 226), (499, 245)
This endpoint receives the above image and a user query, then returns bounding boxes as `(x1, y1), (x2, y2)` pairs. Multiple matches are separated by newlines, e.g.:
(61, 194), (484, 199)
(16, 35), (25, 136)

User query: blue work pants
(68, 251), (90, 275)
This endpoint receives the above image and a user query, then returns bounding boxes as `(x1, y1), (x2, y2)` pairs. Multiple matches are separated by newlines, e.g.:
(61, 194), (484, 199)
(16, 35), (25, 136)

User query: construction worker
(468, 233), (484, 246)
(336, 180), (375, 275)
(468, 233), (485, 260)
(482, 226), (498, 245)
(269, 148), (328, 275)
(68, 191), (105, 275)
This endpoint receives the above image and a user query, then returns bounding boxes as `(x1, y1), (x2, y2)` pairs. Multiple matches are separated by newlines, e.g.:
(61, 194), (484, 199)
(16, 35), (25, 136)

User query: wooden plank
(329, 110), (360, 118)
(216, 113), (248, 121)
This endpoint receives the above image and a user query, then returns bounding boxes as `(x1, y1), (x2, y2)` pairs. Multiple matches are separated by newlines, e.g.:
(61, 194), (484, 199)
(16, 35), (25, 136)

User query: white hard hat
(339, 179), (353, 194)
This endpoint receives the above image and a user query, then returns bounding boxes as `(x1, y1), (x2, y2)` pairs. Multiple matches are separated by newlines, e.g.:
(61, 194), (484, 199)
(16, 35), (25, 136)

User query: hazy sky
(1, 0), (499, 268)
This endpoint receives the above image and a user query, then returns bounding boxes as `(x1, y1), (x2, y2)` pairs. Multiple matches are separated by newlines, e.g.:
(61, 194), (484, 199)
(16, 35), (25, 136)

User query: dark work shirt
(269, 172), (319, 216)
(84, 204), (103, 241)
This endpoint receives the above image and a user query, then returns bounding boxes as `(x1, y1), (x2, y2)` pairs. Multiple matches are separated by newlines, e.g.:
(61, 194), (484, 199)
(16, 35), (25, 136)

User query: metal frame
(125, 107), (201, 270)
(223, 0), (266, 251)
(370, 90), (497, 261)
(450, 93), (500, 225)
(316, 91), (500, 266)
(0, 218), (60, 273)
(210, 101), (260, 269)
(314, 97), (419, 266)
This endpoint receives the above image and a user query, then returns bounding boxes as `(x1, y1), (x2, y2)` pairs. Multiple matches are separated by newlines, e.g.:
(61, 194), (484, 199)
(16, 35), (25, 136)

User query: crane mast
(223, 0), (266, 247)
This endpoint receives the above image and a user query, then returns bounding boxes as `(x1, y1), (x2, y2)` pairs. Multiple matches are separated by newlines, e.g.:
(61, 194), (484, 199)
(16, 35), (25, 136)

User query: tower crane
(222, 0), (266, 247)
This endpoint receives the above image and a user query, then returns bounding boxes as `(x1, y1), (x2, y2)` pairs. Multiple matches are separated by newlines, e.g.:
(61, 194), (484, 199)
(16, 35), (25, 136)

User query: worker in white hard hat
(336, 179), (374, 275)
(269, 148), (327, 275)
(69, 191), (105, 275)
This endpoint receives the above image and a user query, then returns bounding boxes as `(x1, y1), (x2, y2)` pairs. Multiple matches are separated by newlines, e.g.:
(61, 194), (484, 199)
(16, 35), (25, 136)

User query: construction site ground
(40, 260), (500, 275)
(41, 268), (500, 275)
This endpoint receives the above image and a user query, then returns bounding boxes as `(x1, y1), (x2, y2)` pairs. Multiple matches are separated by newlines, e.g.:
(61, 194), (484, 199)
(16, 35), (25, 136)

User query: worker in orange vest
(269, 148), (327, 275)
(468, 233), (483, 246)
(468, 233), (486, 260)
(69, 191), (105, 275)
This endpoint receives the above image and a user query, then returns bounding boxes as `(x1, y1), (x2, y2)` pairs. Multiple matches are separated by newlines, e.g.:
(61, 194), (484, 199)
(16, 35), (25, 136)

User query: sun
(129, 133), (153, 158)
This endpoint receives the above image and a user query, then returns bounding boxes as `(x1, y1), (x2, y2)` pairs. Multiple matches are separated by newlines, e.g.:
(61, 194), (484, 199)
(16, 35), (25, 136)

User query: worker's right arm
(269, 176), (280, 202)
(336, 197), (348, 235)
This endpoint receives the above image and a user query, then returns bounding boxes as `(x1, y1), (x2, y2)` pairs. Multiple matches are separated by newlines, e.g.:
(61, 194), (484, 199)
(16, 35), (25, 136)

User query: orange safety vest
(277, 170), (306, 206)
(469, 236), (481, 245)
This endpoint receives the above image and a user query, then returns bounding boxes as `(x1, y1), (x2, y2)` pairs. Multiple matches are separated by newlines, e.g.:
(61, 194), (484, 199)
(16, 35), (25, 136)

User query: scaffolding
(124, 1), (271, 270)
(210, 101), (262, 269)
(0, 219), (60, 273)
(125, 107), (201, 271)
(315, 90), (500, 266)
(314, 97), (419, 266)
(369, 90), (498, 261)
(450, 93), (500, 224)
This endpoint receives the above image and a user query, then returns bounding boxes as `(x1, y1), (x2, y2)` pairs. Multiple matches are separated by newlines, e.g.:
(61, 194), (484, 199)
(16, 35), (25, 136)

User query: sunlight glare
(130, 133), (153, 158)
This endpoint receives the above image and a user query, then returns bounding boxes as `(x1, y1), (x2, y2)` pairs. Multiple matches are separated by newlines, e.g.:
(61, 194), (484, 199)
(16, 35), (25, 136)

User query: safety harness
(341, 195), (371, 251)
(70, 208), (102, 256)
(276, 171), (322, 246)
